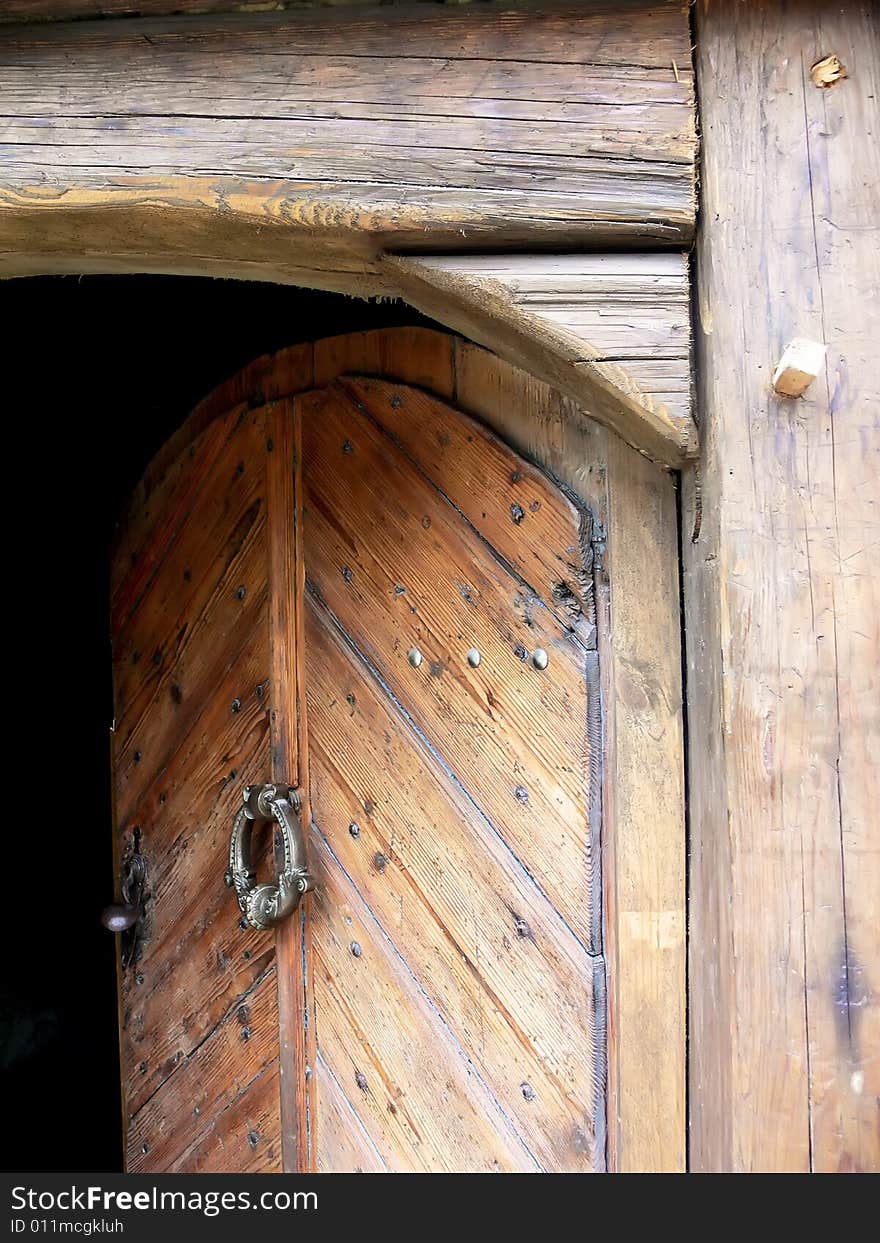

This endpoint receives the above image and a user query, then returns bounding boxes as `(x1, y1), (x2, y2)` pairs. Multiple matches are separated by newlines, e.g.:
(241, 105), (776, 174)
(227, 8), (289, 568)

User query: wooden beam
(0, 4), (697, 252)
(385, 253), (696, 468)
(686, 0), (879, 1173)
(2, 0), (463, 21)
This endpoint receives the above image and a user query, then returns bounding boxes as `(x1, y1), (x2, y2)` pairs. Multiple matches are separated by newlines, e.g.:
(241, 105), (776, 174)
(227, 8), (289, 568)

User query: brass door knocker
(225, 783), (313, 930)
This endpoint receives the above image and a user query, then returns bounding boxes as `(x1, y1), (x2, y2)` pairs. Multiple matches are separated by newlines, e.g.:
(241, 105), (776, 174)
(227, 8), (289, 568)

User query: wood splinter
(772, 338), (827, 397)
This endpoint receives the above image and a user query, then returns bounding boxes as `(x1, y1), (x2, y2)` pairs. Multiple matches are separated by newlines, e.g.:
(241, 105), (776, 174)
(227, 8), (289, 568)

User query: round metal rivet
(466, 647), (481, 668)
(532, 648), (549, 670)
(408, 648), (423, 668)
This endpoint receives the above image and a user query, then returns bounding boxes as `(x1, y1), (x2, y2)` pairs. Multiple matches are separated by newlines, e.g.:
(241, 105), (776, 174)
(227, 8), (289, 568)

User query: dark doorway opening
(1, 276), (433, 1173)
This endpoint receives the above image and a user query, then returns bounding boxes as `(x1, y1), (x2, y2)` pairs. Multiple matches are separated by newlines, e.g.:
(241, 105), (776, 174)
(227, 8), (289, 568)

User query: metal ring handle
(224, 782), (313, 930)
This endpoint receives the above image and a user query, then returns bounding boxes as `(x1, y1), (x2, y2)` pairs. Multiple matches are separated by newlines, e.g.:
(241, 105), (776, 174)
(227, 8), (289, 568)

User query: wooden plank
(0, 4), (697, 263)
(309, 832), (540, 1172)
(300, 382), (601, 948)
(114, 505), (269, 824)
(118, 625), (274, 1118)
(112, 414), (268, 731)
(313, 327), (455, 399)
(111, 404), (258, 639)
(687, 0), (879, 1172)
(127, 970), (281, 1174)
(599, 433), (685, 1172)
(306, 595), (604, 1171)
(454, 342), (685, 1171)
(159, 1054), (282, 1173)
(313, 1053), (387, 1175)
(342, 375), (597, 645)
(386, 254), (696, 468)
(802, 3), (879, 1174)
(0, 1), (694, 71)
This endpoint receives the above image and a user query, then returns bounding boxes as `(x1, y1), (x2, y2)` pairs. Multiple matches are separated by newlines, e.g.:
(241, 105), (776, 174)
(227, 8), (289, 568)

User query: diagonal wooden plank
(306, 594), (605, 1172)
(310, 832), (540, 1172)
(343, 376), (596, 645)
(301, 382), (600, 947)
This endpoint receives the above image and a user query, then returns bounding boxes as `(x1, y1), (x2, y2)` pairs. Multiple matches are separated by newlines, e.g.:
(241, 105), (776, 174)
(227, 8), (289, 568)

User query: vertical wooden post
(687, 0), (879, 1172)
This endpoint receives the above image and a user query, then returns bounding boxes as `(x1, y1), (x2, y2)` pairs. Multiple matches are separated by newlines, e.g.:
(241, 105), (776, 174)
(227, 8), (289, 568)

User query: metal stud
(408, 648), (423, 668)
(466, 647), (481, 668)
(532, 648), (549, 670)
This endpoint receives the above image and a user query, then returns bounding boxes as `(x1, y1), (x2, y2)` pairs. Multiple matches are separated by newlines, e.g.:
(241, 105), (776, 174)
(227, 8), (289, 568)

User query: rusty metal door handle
(225, 783), (312, 930)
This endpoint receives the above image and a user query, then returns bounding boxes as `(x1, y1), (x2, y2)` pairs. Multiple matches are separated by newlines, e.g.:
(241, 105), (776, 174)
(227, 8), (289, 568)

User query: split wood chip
(772, 338), (827, 397)
(810, 54), (848, 88)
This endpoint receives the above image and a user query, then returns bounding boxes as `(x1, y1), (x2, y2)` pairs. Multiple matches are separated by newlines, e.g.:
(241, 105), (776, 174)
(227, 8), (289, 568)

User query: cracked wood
(0, 2), (697, 261)
(686, 0), (879, 1173)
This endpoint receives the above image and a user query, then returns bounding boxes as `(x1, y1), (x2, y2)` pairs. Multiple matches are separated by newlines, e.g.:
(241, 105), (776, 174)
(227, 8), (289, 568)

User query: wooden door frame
(126, 326), (684, 1172)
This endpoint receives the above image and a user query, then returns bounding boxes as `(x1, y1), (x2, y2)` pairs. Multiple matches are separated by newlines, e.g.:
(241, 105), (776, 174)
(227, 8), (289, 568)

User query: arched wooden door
(110, 331), (606, 1173)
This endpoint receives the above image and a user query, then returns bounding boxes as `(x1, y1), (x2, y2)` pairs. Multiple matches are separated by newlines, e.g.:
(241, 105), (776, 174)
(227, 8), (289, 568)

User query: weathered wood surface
(116, 326), (685, 1172)
(301, 377), (605, 1170)
(453, 342), (685, 1171)
(188, 328), (685, 1170)
(390, 255), (691, 411)
(189, 327), (683, 1170)
(111, 402), (286, 1172)
(265, 401), (314, 1171)
(0, 0), (677, 30)
(3, 0), (478, 22)
(686, 0), (879, 1172)
(0, 3), (697, 263)
(386, 253), (695, 465)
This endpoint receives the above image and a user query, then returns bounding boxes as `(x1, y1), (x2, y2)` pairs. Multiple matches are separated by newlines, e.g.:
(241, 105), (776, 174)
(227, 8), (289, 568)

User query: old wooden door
(111, 352), (605, 1173)
(110, 396), (309, 1173)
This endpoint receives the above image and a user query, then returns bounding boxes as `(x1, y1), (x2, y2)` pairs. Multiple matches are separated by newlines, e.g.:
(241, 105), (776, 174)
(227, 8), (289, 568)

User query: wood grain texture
(309, 832), (542, 1171)
(390, 254), (692, 419)
(453, 342), (685, 1171)
(0, 3), (697, 261)
(116, 326), (685, 1172)
(189, 326), (685, 1171)
(385, 253), (696, 467)
(302, 382), (601, 946)
(111, 403), (285, 1172)
(305, 599), (603, 1171)
(266, 399), (314, 1171)
(127, 969), (282, 1173)
(0, 0), (688, 46)
(300, 378), (605, 1171)
(686, 0), (879, 1173)
(343, 375), (597, 644)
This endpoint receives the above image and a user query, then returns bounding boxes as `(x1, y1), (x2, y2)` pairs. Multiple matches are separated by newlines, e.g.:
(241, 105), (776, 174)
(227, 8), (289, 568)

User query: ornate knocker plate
(225, 783), (313, 930)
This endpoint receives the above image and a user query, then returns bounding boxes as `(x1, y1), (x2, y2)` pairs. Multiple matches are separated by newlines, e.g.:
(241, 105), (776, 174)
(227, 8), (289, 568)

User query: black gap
(0, 275), (433, 1172)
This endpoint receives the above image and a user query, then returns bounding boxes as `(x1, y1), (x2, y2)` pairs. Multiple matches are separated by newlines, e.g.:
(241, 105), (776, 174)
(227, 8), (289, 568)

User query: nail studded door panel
(302, 378), (605, 1172)
(111, 355), (606, 1173)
